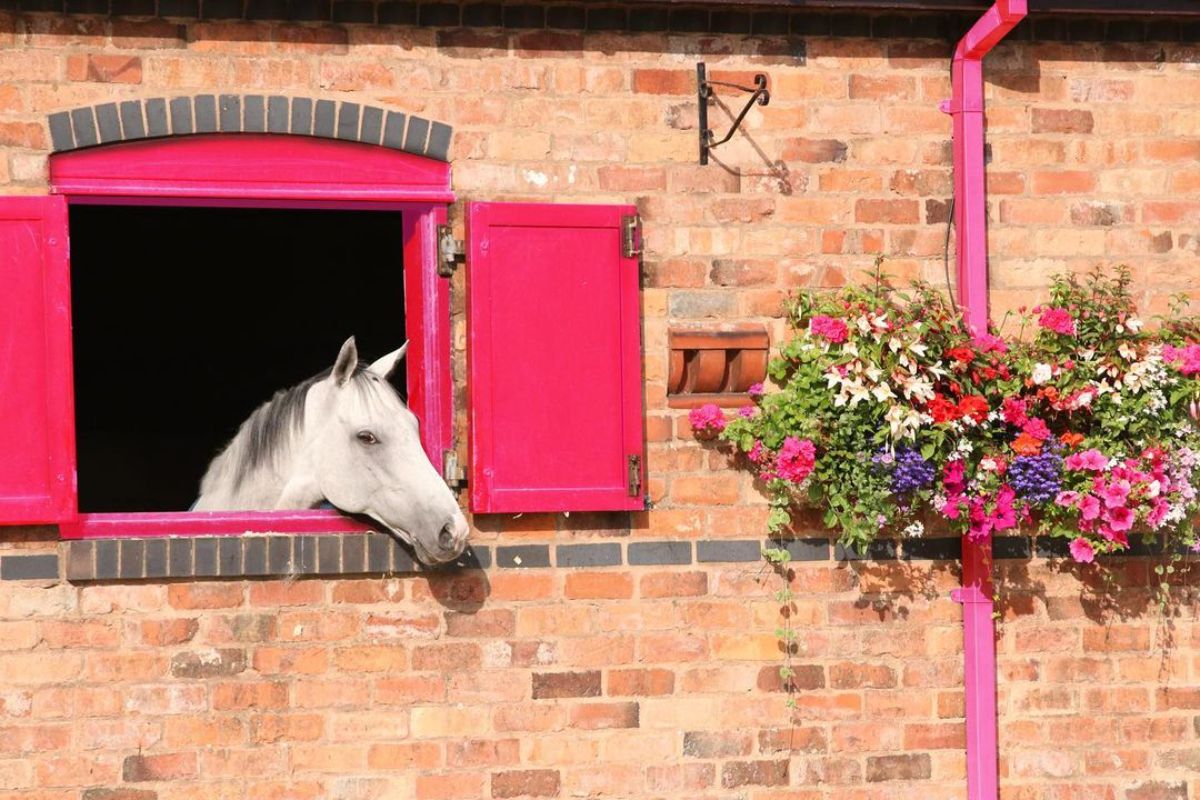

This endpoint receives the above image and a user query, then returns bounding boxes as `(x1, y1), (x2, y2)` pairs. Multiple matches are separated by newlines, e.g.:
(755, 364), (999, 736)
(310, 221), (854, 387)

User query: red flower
(928, 393), (963, 424)
(958, 395), (989, 423)
(1060, 432), (1084, 448)
(1012, 433), (1042, 456)
(946, 347), (975, 366)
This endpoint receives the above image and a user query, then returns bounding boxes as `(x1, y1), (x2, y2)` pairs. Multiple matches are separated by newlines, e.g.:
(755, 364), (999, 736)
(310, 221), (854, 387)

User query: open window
(0, 134), (453, 538)
(0, 134), (647, 540)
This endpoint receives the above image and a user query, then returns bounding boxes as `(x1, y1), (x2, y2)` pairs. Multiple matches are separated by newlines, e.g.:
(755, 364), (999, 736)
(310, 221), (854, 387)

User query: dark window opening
(69, 205), (407, 513)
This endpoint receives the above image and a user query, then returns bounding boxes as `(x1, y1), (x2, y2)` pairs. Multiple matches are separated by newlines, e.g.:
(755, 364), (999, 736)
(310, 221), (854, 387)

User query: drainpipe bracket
(939, 98), (985, 115)
(951, 588), (995, 605)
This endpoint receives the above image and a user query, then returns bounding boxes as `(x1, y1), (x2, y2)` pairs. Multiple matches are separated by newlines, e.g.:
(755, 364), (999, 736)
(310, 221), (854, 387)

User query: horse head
(306, 337), (470, 565)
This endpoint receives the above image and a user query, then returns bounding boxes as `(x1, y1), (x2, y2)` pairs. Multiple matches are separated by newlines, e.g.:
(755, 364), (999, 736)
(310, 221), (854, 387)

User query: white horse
(194, 336), (470, 565)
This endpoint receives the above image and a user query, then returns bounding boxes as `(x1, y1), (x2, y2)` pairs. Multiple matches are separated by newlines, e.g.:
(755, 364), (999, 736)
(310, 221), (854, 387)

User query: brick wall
(3, 7), (1200, 799)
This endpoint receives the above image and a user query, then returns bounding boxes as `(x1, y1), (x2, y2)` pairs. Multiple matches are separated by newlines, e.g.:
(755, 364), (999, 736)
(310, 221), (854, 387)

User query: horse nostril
(438, 524), (456, 551)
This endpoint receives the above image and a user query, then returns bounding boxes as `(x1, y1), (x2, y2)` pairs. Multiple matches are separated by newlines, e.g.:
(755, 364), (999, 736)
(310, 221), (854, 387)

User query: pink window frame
(48, 134), (454, 539)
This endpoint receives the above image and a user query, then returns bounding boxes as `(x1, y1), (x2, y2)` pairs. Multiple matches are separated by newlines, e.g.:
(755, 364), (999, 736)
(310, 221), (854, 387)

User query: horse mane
(229, 361), (394, 488)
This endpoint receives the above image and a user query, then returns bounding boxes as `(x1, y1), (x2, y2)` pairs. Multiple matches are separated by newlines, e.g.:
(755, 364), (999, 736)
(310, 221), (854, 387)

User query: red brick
(367, 742), (441, 770)
(1032, 171), (1096, 195)
(168, 583), (243, 610)
(632, 69), (692, 94)
(491, 769), (561, 798)
(122, 753), (197, 782)
(569, 702), (639, 730)
(780, 138), (847, 163)
(0, 122), (46, 149)
(607, 668), (674, 696)
(640, 572), (707, 598)
(647, 763), (714, 792)
(446, 739), (520, 769)
(140, 618), (198, 646)
(1032, 108), (1094, 133)
(413, 643), (481, 671)
(445, 609), (515, 638)
(66, 54), (142, 83)
(564, 572), (634, 600)
(722, 760), (788, 788)
(416, 773), (486, 800)
(855, 199), (919, 224)
(532, 671), (601, 699)
(865, 754), (930, 782)
(597, 165), (667, 192)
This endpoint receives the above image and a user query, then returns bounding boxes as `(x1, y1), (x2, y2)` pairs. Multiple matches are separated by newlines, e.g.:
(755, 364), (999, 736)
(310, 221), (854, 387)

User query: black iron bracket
(697, 62), (770, 166)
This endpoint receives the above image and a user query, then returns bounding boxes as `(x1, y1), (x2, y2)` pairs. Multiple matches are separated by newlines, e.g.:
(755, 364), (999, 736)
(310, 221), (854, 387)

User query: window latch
(437, 225), (464, 277)
(621, 215), (642, 259)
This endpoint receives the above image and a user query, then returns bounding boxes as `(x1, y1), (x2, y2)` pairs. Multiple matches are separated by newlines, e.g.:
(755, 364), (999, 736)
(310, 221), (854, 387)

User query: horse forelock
(231, 362), (402, 488)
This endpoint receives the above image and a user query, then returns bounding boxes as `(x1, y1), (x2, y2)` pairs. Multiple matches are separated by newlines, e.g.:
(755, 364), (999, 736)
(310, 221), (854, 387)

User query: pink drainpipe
(940, 2), (1028, 799)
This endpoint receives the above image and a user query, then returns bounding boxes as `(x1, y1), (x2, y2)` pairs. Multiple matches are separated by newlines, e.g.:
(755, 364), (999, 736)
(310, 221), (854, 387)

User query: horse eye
(356, 430), (379, 445)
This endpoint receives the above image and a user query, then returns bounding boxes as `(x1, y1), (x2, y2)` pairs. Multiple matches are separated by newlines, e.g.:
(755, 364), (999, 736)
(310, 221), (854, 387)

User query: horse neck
(195, 388), (315, 511)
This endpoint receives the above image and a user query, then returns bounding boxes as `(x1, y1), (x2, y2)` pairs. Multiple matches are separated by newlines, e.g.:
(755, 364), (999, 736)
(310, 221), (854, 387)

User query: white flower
(980, 458), (998, 472)
(1126, 317), (1143, 333)
(871, 384), (895, 403)
(902, 521), (924, 538)
(908, 342), (928, 357)
(1031, 363), (1053, 385)
(1118, 342), (1138, 361)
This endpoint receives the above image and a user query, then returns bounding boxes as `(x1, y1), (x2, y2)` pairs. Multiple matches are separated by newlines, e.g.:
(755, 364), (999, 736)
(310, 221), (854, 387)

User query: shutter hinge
(620, 215), (642, 259)
(442, 449), (467, 490)
(626, 454), (642, 497)
(437, 225), (465, 277)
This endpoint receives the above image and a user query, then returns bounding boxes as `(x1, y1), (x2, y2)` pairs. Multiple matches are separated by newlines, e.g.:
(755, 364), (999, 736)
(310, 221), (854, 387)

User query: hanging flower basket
(692, 261), (1200, 564)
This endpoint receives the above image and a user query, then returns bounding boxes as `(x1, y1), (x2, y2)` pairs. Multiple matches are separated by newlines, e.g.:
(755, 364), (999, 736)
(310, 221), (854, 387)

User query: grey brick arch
(47, 94), (453, 162)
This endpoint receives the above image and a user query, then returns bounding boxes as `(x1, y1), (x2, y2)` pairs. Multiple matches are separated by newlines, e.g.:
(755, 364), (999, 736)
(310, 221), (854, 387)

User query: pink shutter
(467, 202), (645, 513)
(0, 196), (76, 524)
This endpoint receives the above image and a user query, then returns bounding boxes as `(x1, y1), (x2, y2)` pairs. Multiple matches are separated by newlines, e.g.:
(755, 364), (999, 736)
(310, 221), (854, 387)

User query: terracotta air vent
(668, 324), (769, 408)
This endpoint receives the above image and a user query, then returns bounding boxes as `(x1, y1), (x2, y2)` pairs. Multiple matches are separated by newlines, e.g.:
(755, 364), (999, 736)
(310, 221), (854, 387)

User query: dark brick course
(45, 95), (453, 162)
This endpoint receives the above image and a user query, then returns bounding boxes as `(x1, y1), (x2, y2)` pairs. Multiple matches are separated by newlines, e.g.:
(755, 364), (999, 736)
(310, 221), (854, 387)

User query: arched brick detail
(46, 94), (452, 162)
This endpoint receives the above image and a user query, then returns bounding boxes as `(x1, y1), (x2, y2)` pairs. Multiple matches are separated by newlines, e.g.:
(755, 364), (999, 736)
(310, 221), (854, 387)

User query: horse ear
(332, 336), (358, 387)
(367, 342), (408, 381)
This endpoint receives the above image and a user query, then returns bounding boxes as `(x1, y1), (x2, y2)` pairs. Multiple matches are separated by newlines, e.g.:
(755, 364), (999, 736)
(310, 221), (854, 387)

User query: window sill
(60, 510), (373, 539)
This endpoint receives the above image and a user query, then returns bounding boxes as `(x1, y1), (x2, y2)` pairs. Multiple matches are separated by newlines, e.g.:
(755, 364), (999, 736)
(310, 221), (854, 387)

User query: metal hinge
(437, 225), (465, 277)
(442, 449), (467, 490)
(620, 215), (642, 259)
(627, 454), (641, 497)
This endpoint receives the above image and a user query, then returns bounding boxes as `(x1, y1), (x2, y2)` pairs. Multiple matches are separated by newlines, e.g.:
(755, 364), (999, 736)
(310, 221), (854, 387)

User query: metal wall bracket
(697, 62), (770, 166)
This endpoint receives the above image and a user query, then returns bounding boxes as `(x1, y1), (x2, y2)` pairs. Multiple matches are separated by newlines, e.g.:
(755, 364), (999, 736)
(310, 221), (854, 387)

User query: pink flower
(1038, 306), (1077, 336)
(809, 315), (849, 344)
(1079, 494), (1102, 521)
(1099, 480), (1130, 509)
(1022, 418), (1051, 441)
(1065, 449), (1108, 472)
(939, 498), (963, 521)
(775, 436), (816, 484)
(1147, 499), (1169, 528)
(1164, 343), (1200, 376)
(1069, 537), (1095, 564)
(688, 404), (726, 435)
(738, 406), (756, 419)
(1055, 491), (1080, 507)
(943, 461), (966, 496)
(1105, 505), (1134, 532)
(747, 383), (765, 398)
(1002, 397), (1029, 428)
(972, 332), (1008, 354)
